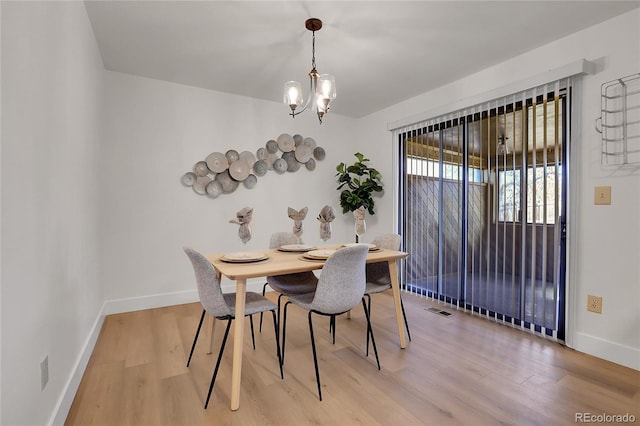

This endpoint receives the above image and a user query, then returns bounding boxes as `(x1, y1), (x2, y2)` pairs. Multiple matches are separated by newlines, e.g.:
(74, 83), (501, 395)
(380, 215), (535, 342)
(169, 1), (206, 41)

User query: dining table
(205, 244), (409, 411)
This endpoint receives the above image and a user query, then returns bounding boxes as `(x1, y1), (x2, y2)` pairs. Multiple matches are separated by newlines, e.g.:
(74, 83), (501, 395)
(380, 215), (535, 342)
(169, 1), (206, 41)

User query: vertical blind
(394, 78), (571, 341)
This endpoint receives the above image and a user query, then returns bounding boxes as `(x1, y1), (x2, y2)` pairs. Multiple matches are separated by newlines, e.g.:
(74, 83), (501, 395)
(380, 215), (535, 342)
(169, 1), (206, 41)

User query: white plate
(221, 252), (268, 263)
(341, 243), (379, 251)
(303, 249), (336, 260)
(278, 244), (316, 252)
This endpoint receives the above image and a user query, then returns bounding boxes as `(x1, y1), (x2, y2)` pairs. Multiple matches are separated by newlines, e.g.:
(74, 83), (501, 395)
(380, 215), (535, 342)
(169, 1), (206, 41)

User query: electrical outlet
(40, 355), (49, 390)
(587, 295), (603, 314)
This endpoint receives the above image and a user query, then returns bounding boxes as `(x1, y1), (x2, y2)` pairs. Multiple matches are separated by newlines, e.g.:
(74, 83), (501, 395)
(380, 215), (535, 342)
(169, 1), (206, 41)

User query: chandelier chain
(311, 31), (316, 71)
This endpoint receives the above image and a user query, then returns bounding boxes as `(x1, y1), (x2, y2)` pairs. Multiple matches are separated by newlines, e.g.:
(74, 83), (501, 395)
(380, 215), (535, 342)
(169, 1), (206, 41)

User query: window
(498, 169), (521, 222)
(498, 165), (562, 224)
(407, 157), (483, 183)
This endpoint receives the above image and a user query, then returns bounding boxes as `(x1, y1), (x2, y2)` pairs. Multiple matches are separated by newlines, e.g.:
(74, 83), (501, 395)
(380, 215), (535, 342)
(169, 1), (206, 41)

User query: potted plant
(336, 152), (383, 242)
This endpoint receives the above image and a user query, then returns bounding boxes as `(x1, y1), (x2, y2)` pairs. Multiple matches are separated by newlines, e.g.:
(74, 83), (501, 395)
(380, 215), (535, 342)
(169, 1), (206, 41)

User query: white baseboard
(103, 278), (267, 315)
(50, 278), (269, 424)
(50, 309), (105, 426)
(572, 332), (640, 371)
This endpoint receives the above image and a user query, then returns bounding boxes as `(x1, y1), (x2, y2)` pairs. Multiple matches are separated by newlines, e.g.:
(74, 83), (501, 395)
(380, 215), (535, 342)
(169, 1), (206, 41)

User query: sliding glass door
(399, 85), (568, 340)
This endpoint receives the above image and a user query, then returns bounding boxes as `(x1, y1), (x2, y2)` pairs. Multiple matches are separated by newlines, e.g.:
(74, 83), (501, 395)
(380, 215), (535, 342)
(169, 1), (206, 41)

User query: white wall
(100, 71), (358, 302)
(356, 9), (640, 370)
(1, 2), (105, 425)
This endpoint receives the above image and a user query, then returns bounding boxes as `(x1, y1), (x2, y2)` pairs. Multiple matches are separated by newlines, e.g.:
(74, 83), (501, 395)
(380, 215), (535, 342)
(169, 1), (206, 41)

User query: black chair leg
(271, 310), (284, 379)
(204, 318), (232, 409)
(249, 314), (256, 350)
(277, 294), (285, 337)
(331, 315), (336, 344)
(187, 309), (206, 367)
(259, 282), (268, 332)
(363, 294), (372, 357)
(282, 301), (291, 365)
(400, 297), (412, 341)
(362, 298), (381, 370)
(308, 311), (322, 401)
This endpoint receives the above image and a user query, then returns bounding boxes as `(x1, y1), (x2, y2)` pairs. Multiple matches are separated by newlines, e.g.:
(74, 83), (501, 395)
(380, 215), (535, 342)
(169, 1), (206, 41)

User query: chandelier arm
(290, 72), (317, 117)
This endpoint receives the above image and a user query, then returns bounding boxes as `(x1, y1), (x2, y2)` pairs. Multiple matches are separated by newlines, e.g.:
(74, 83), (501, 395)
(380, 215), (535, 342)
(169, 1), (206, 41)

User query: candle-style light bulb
(284, 81), (303, 112)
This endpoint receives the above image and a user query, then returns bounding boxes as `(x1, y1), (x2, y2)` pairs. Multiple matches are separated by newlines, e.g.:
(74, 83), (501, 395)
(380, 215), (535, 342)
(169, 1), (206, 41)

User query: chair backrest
(183, 247), (232, 317)
(367, 234), (402, 285)
(269, 232), (300, 249)
(311, 244), (369, 314)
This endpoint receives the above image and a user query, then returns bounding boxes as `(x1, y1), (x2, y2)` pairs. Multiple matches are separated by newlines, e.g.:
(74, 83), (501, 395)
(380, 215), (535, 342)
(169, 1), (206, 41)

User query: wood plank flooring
(65, 292), (640, 425)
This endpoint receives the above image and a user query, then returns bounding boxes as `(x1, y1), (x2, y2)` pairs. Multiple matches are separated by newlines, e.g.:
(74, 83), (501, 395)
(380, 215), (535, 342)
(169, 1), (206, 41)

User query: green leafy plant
(336, 152), (383, 215)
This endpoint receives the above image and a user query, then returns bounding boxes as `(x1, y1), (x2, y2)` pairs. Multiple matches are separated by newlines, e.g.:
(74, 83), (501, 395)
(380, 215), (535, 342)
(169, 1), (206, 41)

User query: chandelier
(283, 18), (336, 124)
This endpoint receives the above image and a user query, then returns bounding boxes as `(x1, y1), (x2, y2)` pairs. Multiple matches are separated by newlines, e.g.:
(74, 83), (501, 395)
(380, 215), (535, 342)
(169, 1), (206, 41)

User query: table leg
(388, 260), (406, 349)
(230, 278), (247, 411)
(208, 269), (221, 354)
(207, 316), (216, 355)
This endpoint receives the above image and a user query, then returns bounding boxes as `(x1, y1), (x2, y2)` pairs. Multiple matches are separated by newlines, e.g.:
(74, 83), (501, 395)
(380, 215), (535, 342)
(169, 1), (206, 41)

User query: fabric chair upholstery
(183, 247), (282, 409)
(259, 232), (318, 332)
(282, 244), (380, 400)
(363, 234), (411, 351)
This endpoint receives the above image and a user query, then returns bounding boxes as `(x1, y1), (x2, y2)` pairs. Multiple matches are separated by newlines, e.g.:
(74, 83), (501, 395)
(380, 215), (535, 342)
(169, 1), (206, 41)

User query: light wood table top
(206, 245), (409, 280)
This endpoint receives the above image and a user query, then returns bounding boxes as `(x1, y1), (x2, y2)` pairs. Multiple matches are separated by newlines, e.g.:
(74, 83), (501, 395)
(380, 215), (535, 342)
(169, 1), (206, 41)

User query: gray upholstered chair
(281, 244), (380, 401)
(183, 247), (283, 409)
(364, 234), (411, 354)
(259, 232), (319, 332)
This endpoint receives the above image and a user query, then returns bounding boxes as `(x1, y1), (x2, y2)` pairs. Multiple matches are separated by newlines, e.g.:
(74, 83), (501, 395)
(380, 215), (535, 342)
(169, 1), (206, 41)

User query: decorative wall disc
(206, 152), (228, 173)
(253, 160), (267, 176)
(243, 174), (257, 189)
(217, 170), (239, 193)
(266, 139), (278, 154)
(239, 151), (256, 168)
(193, 176), (211, 194)
(225, 149), (239, 163)
(206, 180), (223, 198)
(305, 158), (316, 171)
(303, 137), (316, 149)
(277, 133), (295, 152)
(265, 153), (278, 170)
(229, 160), (250, 181)
(193, 161), (210, 177)
(294, 144), (313, 163)
(283, 152), (300, 172)
(273, 158), (287, 173)
(181, 172), (197, 186)
(313, 146), (326, 161)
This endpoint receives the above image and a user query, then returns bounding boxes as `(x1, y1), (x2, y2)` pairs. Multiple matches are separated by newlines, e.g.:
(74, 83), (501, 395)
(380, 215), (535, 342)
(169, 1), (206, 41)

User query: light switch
(594, 186), (611, 205)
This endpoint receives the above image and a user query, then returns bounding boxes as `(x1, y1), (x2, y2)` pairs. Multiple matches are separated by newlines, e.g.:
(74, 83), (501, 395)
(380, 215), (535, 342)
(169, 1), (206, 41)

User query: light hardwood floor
(66, 291), (640, 425)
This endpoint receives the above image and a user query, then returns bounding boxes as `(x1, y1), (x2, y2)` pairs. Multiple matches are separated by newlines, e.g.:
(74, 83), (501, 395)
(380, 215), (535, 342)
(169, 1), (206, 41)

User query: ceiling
(84, 1), (639, 118)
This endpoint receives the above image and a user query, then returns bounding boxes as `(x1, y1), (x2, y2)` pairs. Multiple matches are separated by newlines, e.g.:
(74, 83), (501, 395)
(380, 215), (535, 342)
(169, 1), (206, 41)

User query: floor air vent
(426, 307), (453, 317)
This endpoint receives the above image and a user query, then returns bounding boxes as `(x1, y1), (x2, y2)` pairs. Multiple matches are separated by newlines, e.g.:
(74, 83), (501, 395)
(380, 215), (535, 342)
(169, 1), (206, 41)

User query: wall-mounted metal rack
(596, 73), (640, 167)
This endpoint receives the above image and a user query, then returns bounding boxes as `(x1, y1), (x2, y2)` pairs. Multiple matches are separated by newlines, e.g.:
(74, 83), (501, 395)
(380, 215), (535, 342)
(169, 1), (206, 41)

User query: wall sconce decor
(181, 133), (326, 198)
